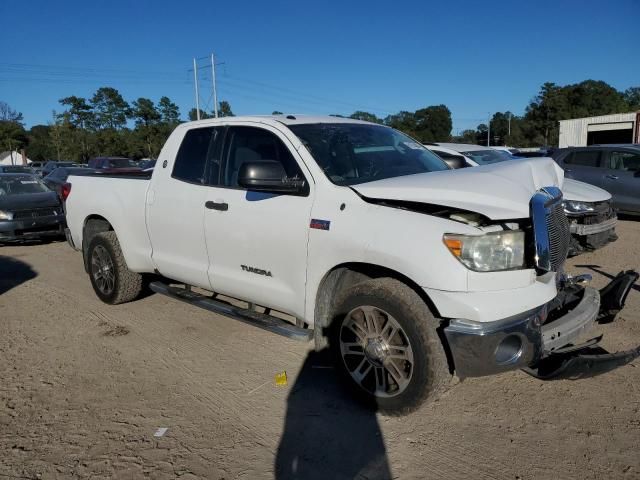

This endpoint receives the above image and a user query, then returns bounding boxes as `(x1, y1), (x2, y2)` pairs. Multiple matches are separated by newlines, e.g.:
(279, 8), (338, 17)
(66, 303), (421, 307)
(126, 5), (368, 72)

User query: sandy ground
(1, 221), (639, 480)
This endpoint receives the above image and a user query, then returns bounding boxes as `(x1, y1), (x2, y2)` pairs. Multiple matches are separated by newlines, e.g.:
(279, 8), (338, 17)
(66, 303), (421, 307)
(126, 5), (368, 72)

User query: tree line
(461, 81), (639, 147)
(1, 80), (638, 162)
(0, 88), (235, 162)
(350, 80), (638, 147)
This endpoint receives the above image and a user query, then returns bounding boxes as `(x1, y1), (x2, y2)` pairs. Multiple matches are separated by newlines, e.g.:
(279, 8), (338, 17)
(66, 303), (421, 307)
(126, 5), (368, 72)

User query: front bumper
(569, 216), (617, 236)
(0, 216), (65, 241)
(444, 272), (637, 379)
(568, 215), (617, 256)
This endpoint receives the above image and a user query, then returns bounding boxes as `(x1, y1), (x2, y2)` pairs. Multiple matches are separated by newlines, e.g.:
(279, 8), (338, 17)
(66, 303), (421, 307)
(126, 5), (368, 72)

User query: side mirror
(238, 161), (306, 194)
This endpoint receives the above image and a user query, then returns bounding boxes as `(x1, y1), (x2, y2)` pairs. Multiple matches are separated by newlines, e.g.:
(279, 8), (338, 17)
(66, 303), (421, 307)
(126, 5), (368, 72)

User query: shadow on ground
(275, 349), (391, 480)
(0, 255), (37, 295)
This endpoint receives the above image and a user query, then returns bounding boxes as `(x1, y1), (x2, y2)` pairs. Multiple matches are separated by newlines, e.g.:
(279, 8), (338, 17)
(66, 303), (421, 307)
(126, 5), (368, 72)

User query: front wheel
(330, 278), (451, 415)
(87, 231), (143, 305)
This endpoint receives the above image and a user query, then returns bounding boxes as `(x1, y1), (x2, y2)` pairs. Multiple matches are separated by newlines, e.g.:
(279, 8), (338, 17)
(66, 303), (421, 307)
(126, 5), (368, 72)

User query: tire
(87, 231), (143, 305)
(329, 277), (451, 415)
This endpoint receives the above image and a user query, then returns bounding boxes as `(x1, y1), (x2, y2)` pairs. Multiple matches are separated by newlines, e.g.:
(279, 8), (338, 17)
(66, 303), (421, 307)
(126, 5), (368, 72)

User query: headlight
(563, 200), (595, 214)
(0, 210), (13, 221)
(443, 231), (525, 272)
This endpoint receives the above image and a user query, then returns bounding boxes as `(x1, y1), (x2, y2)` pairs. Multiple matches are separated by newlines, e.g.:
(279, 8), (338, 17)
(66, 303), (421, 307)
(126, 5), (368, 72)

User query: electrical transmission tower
(189, 53), (225, 120)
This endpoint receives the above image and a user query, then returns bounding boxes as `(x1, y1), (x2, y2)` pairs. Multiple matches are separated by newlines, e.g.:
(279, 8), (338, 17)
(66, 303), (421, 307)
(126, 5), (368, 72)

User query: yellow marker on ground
(274, 371), (287, 386)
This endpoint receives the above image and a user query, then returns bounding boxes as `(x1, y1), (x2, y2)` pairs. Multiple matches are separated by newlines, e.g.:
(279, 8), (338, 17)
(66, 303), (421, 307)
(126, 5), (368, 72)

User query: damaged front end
(565, 199), (618, 256)
(523, 270), (639, 379)
(444, 187), (639, 381)
(444, 270), (639, 380)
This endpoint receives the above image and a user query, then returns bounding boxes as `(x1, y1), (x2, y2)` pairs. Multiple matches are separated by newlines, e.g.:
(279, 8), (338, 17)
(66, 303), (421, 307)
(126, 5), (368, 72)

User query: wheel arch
(312, 262), (455, 374)
(313, 262), (442, 332)
(82, 215), (114, 273)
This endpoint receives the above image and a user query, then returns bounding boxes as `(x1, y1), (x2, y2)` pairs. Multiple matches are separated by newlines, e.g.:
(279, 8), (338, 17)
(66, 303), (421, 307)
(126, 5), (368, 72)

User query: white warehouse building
(558, 111), (640, 147)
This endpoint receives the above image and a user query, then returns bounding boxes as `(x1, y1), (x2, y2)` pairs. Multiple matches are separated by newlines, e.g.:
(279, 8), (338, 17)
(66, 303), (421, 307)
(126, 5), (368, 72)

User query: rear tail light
(61, 182), (72, 201)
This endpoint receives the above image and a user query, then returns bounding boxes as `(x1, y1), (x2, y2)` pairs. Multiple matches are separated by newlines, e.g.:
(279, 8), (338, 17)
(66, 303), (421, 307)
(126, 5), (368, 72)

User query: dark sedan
(0, 174), (66, 242)
(41, 161), (78, 177)
(43, 167), (96, 198)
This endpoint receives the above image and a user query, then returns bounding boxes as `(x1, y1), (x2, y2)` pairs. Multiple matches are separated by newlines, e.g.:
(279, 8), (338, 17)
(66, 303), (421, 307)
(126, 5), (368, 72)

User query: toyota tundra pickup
(63, 116), (639, 415)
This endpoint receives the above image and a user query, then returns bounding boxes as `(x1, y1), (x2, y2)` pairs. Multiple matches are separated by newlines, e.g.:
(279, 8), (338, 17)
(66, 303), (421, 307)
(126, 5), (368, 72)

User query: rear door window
(173, 127), (223, 185)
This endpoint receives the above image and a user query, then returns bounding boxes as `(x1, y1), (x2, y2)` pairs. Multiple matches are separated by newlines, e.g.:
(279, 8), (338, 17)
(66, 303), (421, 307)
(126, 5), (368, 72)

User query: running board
(149, 281), (313, 342)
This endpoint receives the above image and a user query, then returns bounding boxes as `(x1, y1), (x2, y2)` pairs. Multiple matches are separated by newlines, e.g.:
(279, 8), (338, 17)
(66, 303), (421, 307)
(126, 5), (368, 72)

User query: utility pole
(211, 53), (219, 118)
(508, 112), (512, 137)
(193, 57), (200, 120)
(487, 113), (491, 147)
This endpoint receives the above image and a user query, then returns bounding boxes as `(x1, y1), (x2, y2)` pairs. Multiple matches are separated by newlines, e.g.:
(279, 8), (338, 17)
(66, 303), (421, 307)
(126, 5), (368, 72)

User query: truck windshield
(289, 123), (448, 185)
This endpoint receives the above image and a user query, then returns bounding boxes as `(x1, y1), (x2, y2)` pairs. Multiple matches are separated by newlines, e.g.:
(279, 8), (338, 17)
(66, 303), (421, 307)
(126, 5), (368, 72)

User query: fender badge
(310, 219), (330, 231)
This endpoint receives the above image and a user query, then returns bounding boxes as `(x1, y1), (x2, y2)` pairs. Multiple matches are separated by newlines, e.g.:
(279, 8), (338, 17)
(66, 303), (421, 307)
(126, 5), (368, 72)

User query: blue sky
(1, 0), (638, 133)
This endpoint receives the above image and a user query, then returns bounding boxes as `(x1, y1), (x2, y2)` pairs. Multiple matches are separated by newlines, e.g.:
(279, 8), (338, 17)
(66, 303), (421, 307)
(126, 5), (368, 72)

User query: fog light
(495, 335), (523, 365)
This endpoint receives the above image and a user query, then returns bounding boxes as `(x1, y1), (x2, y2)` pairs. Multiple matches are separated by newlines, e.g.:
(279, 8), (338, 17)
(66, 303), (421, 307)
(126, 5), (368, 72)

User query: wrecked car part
(523, 342), (640, 380)
(445, 272), (638, 379)
(598, 270), (639, 323)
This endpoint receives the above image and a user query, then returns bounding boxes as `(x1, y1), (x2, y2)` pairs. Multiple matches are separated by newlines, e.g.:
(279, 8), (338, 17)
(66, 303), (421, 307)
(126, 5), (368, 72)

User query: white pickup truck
(64, 116), (639, 415)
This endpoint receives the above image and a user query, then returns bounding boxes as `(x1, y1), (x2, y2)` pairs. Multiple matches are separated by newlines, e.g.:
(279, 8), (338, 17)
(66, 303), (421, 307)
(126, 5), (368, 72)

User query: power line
(0, 62), (395, 116)
(0, 62), (497, 125)
(220, 73), (397, 115)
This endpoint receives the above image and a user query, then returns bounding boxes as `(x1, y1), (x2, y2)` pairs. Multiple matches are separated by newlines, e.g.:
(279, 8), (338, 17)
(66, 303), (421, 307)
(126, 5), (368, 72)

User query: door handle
(564, 168), (572, 173)
(205, 201), (229, 211)
(605, 174), (619, 180)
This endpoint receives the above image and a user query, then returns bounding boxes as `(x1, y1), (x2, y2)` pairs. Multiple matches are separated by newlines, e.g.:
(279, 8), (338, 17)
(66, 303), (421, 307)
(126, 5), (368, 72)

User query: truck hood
(562, 178), (610, 202)
(351, 158), (564, 220)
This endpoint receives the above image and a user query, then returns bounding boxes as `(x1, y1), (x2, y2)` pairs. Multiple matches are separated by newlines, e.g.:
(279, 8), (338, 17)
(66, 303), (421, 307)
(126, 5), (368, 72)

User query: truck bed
(64, 174), (155, 273)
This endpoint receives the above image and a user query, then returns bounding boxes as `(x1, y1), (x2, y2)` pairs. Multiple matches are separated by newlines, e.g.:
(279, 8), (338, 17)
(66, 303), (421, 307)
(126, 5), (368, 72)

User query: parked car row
(0, 157), (151, 244)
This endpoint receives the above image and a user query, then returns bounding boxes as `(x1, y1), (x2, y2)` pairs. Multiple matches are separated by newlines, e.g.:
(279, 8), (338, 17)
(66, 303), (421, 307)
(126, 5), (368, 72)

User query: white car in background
(427, 143), (618, 256)
(491, 146), (521, 156)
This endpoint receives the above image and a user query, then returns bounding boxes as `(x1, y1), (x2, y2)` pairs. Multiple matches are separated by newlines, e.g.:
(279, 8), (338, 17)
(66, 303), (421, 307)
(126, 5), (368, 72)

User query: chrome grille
(531, 186), (570, 272)
(546, 201), (571, 272)
(13, 208), (60, 219)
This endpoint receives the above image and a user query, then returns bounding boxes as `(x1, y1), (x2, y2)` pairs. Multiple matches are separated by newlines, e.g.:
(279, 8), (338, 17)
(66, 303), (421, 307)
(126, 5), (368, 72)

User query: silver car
(552, 145), (640, 215)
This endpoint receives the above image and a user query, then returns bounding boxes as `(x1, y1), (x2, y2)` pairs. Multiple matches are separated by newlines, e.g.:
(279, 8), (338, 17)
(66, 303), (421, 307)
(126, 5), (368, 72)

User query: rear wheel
(88, 231), (142, 305)
(330, 278), (451, 415)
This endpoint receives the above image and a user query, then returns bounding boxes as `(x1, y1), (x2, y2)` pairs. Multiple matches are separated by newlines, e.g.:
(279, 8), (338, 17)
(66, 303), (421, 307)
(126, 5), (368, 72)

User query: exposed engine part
(449, 212), (484, 227)
(562, 273), (593, 288)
